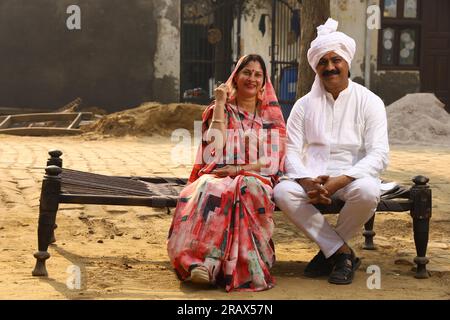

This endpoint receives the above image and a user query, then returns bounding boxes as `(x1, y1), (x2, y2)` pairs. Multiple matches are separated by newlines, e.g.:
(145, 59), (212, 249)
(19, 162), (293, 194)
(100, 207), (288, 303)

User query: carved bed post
(32, 165), (62, 276)
(46, 150), (63, 243)
(363, 214), (376, 250)
(410, 175), (431, 279)
(47, 149), (63, 167)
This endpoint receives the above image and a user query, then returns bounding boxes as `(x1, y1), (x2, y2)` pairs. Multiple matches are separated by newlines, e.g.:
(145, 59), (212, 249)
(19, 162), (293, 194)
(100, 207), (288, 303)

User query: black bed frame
(32, 150), (432, 279)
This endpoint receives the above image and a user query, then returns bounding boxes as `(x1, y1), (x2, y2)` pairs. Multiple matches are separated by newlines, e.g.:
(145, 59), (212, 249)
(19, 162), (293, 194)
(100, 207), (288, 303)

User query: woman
(167, 54), (286, 292)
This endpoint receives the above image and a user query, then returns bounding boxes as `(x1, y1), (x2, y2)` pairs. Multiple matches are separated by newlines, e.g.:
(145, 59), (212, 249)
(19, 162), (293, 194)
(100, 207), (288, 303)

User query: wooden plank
(5, 112), (93, 123)
(67, 113), (83, 129)
(0, 127), (82, 136)
(0, 115), (12, 129)
(59, 194), (179, 207)
(58, 192), (410, 212)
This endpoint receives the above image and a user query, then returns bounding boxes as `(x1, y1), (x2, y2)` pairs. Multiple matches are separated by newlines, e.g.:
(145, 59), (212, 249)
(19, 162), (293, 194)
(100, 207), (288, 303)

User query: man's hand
(297, 176), (331, 205)
(322, 175), (355, 197)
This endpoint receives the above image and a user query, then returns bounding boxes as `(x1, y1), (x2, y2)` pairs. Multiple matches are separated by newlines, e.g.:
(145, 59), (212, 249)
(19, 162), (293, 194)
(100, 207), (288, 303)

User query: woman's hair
(234, 54), (267, 86)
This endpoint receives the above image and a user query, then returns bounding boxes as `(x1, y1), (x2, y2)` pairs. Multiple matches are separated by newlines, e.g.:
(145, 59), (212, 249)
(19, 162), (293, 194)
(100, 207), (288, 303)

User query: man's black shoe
(304, 250), (334, 278)
(328, 249), (361, 285)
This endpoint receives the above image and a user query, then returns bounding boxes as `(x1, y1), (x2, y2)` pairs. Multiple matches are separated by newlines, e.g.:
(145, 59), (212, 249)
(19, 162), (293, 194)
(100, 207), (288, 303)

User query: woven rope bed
(32, 150), (432, 279)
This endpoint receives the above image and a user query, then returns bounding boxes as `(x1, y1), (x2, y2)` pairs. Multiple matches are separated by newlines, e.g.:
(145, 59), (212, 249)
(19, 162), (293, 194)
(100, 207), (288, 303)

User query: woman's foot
(190, 266), (211, 285)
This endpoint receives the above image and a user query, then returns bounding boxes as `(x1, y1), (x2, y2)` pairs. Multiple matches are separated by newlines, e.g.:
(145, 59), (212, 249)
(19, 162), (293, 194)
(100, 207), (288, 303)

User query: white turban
(307, 18), (356, 71)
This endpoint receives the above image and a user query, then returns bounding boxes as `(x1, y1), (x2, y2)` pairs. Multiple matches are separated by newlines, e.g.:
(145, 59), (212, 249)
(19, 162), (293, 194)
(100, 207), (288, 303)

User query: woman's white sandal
(190, 266), (211, 285)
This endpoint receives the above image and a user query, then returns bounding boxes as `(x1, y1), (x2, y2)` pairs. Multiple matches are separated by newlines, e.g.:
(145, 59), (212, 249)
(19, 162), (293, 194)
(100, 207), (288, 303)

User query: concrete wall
(152, 0), (181, 104)
(240, 0), (273, 77)
(331, 0), (420, 105)
(0, 0), (180, 112)
(0, 0), (422, 111)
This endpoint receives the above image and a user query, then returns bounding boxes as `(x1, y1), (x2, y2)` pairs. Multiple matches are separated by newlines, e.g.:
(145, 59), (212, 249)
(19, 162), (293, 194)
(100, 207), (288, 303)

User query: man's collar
(325, 79), (353, 101)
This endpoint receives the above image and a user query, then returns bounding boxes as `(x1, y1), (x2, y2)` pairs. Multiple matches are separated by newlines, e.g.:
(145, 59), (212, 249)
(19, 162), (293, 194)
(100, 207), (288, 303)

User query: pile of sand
(85, 94), (450, 144)
(387, 93), (450, 146)
(83, 102), (206, 137)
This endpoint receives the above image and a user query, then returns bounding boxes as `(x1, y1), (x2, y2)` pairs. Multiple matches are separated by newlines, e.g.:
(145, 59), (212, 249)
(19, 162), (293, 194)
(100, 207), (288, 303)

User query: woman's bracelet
(211, 119), (224, 123)
(235, 165), (244, 175)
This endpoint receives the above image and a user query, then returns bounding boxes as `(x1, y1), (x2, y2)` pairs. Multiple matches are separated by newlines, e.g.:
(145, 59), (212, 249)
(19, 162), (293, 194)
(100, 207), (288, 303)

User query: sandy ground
(0, 134), (449, 300)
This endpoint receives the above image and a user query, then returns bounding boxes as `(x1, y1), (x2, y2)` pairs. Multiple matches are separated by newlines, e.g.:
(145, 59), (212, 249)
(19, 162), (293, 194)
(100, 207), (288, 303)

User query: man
(274, 18), (389, 285)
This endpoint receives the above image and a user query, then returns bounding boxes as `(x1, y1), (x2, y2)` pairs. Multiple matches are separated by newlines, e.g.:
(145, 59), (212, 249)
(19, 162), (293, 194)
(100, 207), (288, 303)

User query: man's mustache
(322, 69), (340, 77)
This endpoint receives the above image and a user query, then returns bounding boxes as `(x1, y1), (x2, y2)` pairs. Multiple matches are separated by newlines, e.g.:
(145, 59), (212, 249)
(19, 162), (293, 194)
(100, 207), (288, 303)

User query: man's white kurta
(285, 80), (389, 180)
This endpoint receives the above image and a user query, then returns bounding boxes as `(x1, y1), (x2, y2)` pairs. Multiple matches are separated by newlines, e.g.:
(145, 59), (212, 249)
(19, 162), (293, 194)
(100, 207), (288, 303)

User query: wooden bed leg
(363, 214), (376, 250)
(47, 150), (62, 243)
(410, 176), (432, 279)
(32, 166), (61, 277)
(49, 224), (57, 244)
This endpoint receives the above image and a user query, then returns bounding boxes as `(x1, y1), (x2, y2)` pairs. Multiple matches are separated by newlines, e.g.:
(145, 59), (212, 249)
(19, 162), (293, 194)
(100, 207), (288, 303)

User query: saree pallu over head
(188, 55), (287, 186)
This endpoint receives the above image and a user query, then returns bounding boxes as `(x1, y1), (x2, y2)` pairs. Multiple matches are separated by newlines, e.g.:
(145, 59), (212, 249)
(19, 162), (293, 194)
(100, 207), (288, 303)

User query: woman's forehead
(241, 61), (263, 72)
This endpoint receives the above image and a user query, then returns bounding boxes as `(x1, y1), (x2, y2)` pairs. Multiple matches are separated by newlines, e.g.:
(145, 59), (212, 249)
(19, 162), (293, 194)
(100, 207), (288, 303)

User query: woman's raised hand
(214, 83), (229, 105)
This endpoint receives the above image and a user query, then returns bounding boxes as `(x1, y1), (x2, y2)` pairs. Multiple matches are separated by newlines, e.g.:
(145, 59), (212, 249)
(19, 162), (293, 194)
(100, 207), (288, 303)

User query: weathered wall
(0, 0), (175, 112)
(331, 0), (420, 105)
(240, 0), (273, 77)
(152, 0), (181, 104)
(370, 69), (420, 105)
(330, 0), (367, 80)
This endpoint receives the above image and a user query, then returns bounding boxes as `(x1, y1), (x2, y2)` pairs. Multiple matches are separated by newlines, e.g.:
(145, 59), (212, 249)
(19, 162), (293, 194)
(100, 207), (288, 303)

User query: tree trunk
(297, 0), (330, 99)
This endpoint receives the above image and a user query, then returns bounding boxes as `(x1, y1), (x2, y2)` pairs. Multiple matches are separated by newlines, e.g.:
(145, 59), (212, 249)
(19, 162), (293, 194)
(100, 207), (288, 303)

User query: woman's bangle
(211, 119), (224, 123)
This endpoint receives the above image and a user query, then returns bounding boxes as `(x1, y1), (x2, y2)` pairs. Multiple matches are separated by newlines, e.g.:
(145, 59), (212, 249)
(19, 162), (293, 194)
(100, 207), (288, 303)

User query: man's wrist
(342, 175), (355, 183)
(295, 177), (314, 191)
(337, 175), (354, 188)
(295, 177), (312, 184)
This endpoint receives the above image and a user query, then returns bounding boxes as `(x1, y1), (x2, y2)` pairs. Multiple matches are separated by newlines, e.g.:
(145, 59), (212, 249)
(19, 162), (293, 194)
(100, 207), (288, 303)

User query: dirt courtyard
(0, 134), (449, 300)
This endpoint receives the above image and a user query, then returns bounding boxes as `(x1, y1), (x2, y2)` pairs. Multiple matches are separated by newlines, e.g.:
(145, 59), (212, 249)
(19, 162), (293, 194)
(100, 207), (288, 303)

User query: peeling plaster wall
(152, 0), (180, 103)
(240, 1), (272, 77)
(331, 0), (421, 105)
(330, 0), (367, 80)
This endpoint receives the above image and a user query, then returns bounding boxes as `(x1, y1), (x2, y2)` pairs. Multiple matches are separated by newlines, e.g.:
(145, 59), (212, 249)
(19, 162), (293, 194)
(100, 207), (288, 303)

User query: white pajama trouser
(273, 177), (380, 258)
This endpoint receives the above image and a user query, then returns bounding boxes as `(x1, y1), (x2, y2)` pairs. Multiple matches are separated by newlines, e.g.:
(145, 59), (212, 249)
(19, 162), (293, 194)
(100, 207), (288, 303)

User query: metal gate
(270, 0), (300, 120)
(180, 0), (241, 105)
